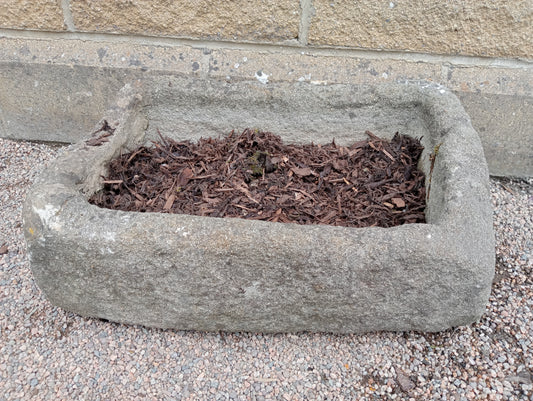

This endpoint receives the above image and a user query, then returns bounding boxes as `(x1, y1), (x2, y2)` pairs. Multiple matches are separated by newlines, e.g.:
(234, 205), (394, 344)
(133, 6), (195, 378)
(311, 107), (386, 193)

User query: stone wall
(0, 0), (531, 176)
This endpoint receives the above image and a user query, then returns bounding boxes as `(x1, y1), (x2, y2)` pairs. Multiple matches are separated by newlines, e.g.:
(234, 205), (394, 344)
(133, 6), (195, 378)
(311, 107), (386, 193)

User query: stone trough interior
(23, 78), (495, 333)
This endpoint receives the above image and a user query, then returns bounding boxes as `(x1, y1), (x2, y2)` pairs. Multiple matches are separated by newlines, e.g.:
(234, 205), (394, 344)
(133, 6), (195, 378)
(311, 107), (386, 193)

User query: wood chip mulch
(89, 129), (426, 228)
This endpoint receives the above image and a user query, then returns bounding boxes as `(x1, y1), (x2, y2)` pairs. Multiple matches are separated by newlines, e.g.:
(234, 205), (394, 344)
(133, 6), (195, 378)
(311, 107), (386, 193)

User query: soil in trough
(89, 129), (426, 228)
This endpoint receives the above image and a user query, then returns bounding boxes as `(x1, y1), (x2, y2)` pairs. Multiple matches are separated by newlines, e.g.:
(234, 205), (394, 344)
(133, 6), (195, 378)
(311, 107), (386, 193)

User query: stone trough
(23, 78), (494, 333)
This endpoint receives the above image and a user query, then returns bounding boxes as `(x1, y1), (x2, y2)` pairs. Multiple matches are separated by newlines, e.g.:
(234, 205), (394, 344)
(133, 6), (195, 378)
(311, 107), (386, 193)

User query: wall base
(1, 35), (531, 177)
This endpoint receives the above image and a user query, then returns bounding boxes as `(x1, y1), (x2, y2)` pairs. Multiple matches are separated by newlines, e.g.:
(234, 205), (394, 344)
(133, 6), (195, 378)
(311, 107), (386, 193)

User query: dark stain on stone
(97, 48), (107, 62)
(129, 57), (141, 66)
(447, 67), (454, 81)
(19, 46), (30, 56)
(192, 62), (200, 71)
(209, 59), (219, 72)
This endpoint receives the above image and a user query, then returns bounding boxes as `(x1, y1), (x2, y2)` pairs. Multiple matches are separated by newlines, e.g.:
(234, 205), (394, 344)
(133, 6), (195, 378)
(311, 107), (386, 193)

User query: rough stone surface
(70, 0), (300, 42)
(0, 0), (65, 31)
(309, 0), (533, 59)
(23, 81), (494, 333)
(0, 62), (133, 144)
(143, 76), (432, 146)
(459, 92), (533, 177)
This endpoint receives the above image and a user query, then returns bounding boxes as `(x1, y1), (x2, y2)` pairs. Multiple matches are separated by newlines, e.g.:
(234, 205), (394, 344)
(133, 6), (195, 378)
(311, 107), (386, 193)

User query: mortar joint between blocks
(61, 0), (76, 32)
(298, 0), (314, 46)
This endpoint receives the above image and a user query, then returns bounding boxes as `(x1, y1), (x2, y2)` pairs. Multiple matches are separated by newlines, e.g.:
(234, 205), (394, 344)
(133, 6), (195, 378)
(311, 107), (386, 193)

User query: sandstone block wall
(0, 0), (66, 31)
(309, 0), (533, 59)
(0, 0), (531, 176)
(2, 0), (530, 58)
(69, 0), (300, 42)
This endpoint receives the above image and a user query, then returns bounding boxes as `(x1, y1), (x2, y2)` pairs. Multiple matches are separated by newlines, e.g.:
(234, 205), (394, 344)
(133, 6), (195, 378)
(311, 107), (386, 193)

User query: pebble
(0, 138), (532, 400)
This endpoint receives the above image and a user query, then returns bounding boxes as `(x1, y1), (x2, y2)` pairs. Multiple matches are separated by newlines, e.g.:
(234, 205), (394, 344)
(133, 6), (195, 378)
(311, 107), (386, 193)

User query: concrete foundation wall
(0, 1), (531, 176)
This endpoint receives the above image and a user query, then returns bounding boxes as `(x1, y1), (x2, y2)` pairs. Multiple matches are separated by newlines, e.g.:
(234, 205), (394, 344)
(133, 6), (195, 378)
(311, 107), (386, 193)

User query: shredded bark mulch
(89, 129), (426, 228)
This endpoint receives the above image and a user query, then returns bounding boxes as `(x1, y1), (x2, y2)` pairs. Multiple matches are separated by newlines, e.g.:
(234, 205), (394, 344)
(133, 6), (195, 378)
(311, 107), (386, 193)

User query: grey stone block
(23, 79), (495, 333)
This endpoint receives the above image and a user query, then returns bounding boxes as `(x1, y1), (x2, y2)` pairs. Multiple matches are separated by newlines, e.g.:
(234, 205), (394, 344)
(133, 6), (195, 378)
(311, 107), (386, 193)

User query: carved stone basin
(23, 78), (494, 333)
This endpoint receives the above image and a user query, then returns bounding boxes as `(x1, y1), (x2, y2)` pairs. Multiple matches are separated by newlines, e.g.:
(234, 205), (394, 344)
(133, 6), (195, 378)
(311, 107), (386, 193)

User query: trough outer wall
(24, 201), (489, 333)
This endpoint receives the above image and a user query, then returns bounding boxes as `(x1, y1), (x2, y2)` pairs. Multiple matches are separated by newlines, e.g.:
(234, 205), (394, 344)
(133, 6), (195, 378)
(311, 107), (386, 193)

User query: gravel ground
(0, 138), (532, 401)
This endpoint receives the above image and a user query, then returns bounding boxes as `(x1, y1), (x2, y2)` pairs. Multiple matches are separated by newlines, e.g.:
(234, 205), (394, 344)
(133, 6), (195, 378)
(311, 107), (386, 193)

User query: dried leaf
(391, 197), (406, 208)
(368, 141), (379, 151)
(277, 195), (291, 204)
(332, 160), (347, 171)
(178, 167), (194, 187)
(164, 193), (176, 210)
(365, 130), (380, 140)
(382, 149), (395, 161)
(0, 245), (8, 255)
(291, 167), (312, 177)
(86, 132), (113, 146)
